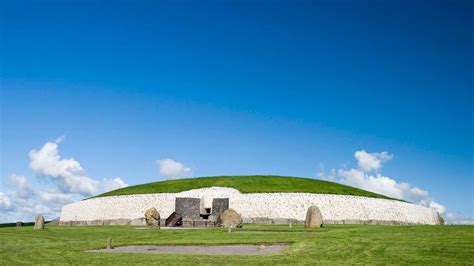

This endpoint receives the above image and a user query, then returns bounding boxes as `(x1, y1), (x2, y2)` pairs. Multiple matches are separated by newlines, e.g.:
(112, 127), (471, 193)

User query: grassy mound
(95, 175), (394, 200)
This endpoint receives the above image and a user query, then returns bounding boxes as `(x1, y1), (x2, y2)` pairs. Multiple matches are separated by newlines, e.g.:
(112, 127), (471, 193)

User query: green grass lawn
(1, 224), (472, 264)
(95, 175), (396, 200)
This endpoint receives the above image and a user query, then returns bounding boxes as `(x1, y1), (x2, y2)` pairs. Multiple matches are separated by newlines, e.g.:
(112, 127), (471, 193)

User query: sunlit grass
(0, 224), (472, 264)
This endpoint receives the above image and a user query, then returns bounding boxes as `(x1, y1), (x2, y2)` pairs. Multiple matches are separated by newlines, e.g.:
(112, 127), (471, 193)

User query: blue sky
(0, 0), (472, 223)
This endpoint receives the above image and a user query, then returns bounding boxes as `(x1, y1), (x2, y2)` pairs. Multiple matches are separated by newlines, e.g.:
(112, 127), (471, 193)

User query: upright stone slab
(305, 206), (323, 228)
(211, 198), (229, 220)
(175, 197), (201, 219)
(34, 214), (45, 230)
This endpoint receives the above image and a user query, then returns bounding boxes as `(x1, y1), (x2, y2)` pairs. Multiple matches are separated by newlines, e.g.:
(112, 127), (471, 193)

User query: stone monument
(211, 198), (229, 223)
(175, 197), (201, 219)
(305, 206), (323, 228)
(34, 214), (45, 230)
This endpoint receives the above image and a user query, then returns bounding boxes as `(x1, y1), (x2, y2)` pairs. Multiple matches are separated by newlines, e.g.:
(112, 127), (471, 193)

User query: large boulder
(305, 206), (323, 228)
(34, 214), (45, 230)
(144, 208), (160, 229)
(219, 208), (242, 228)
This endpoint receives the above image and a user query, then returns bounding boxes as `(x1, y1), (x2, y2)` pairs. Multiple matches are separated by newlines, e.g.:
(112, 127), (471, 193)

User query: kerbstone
(59, 187), (441, 225)
(144, 208), (160, 228)
(220, 208), (243, 228)
(305, 206), (323, 228)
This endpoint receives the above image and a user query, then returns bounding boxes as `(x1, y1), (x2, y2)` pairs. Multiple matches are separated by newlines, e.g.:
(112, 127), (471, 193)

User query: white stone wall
(60, 187), (440, 225)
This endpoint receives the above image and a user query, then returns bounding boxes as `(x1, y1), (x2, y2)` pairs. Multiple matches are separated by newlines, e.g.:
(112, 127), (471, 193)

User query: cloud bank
(318, 149), (469, 224)
(29, 142), (100, 196)
(0, 139), (128, 223)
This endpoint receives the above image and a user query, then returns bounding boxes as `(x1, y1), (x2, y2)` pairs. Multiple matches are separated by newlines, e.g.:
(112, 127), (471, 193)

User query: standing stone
(16, 221), (23, 227)
(107, 237), (113, 249)
(219, 208), (243, 228)
(144, 208), (160, 229)
(305, 206), (323, 228)
(175, 197), (201, 219)
(34, 214), (45, 230)
(211, 198), (229, 222)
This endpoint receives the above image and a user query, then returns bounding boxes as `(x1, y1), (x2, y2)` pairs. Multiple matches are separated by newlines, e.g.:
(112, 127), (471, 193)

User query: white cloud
(37, 191), (76, 212)
(156, 158), (191, 179)
(0, 192), (12, 210)
(338, 168), (409, 200)
(28, 141), (129, 196)
(319, 150), (455, 220)
(354, 150), (393, 172)
(428, 201), (447, 215)
(317, 163), (336, 181)
(0, 140), (131, 223)
(38, 191), (75, 203)
(7, 174), (32, 198)
(55, 135), (66, 143)
(445, 212), (474, 225)
(0, 175), (71, 222)
(100, 177), (128, 192)
(0, 174), (126, 223)
(29, 142), (100, 196)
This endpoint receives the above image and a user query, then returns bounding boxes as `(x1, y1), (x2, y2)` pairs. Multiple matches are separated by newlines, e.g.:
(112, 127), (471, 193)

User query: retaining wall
(59, 187), (441, 225)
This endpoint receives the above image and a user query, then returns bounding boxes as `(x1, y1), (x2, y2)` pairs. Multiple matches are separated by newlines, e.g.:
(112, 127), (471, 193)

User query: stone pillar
(34, 214), (45, 230)
(210, 198), (229, 224)
(175, 197), (201, 219)
(305, 206), (323, 228)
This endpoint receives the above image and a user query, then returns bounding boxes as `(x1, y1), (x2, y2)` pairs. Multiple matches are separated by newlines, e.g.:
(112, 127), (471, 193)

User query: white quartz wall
(60, 187), (440, 225)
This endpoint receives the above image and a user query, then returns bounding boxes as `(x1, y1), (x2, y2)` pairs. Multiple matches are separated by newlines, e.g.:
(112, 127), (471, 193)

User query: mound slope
(95, 175), (395, 200)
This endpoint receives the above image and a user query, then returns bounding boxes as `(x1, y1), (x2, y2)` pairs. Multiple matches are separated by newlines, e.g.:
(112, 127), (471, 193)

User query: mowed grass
(0, 224), (472, 264)
(95, 175), (395, 200)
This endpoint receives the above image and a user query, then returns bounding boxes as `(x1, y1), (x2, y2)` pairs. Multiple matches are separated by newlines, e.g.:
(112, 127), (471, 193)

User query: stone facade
(59, 187), (442, 225)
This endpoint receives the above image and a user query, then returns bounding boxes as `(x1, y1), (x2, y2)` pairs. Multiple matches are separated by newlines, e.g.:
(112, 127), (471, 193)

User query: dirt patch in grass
(90, 244), (288, 255)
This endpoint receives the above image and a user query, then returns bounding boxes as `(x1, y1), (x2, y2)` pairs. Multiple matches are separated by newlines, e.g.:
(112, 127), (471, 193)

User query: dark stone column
(211, 198), (229, 218)
(175, 197), (201, 219)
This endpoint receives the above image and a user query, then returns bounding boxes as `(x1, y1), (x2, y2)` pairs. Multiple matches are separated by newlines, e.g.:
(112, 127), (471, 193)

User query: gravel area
(90, 244), (288, 255)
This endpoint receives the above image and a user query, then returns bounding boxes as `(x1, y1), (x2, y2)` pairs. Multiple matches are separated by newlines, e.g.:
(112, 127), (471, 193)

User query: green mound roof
(94, 175), (396, 200)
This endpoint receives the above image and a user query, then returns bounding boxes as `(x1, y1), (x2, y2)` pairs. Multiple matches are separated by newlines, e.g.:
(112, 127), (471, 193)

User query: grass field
(1, 224), (472, 264)
(95, 175), (396, 200)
